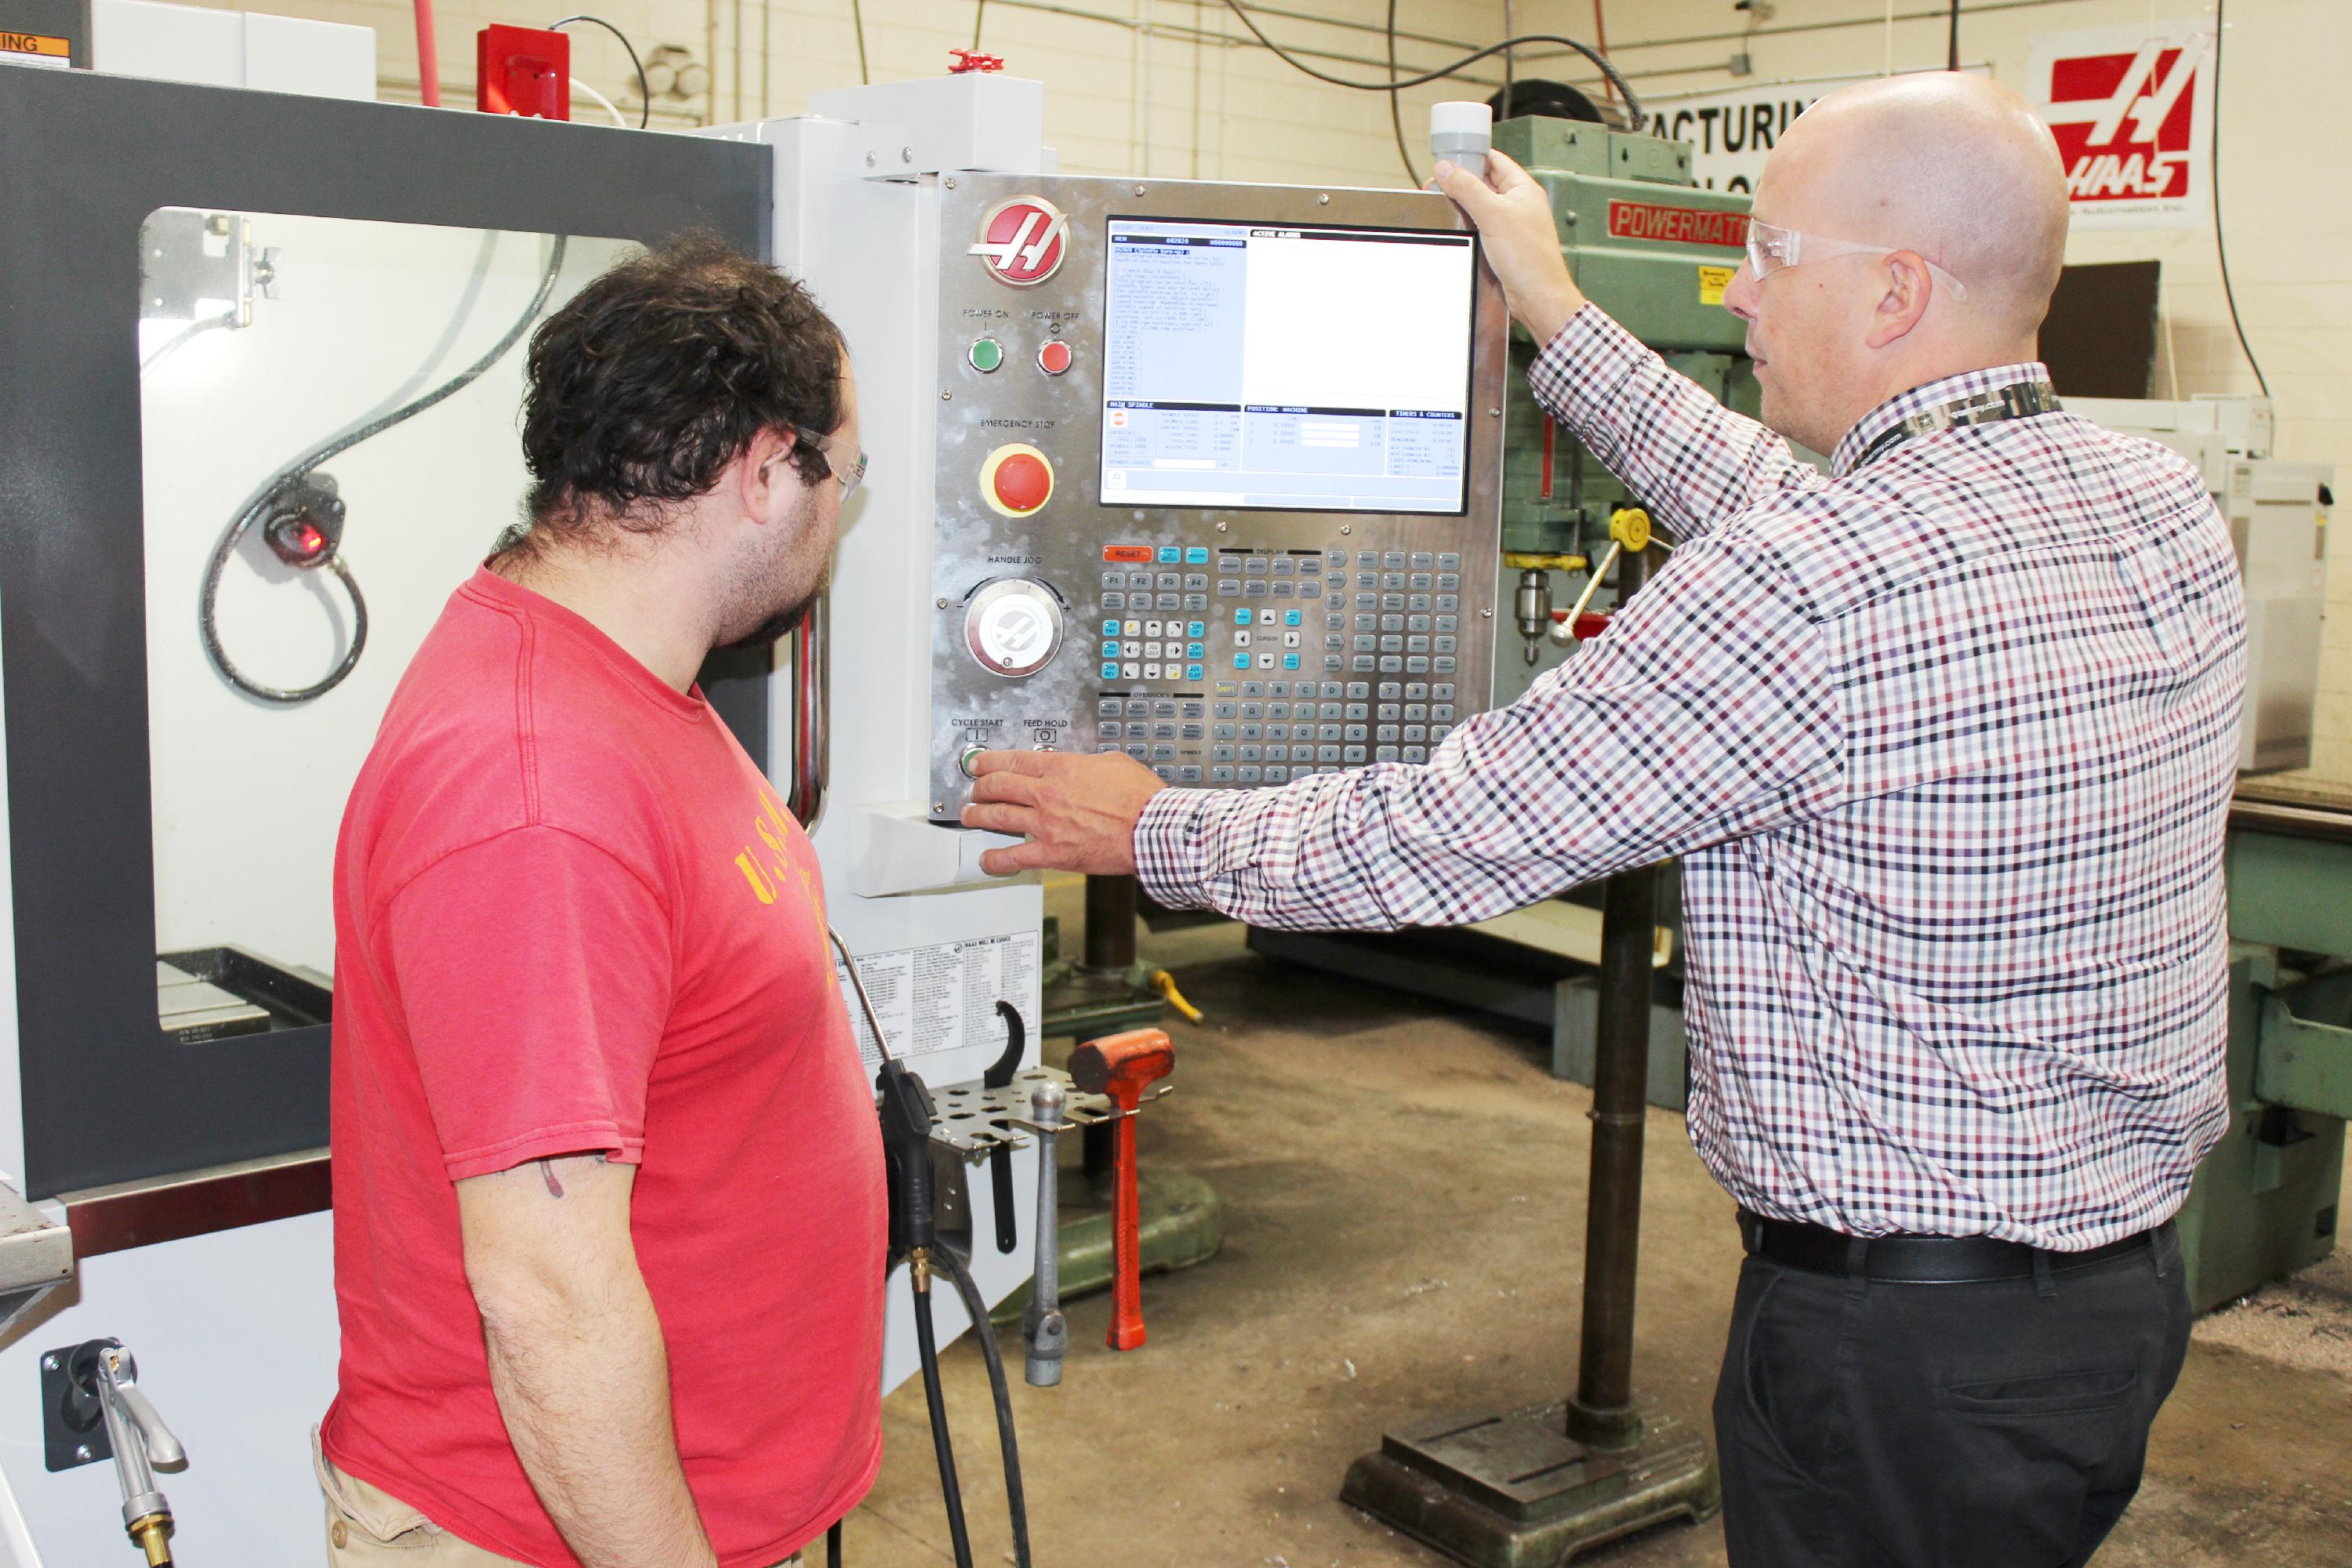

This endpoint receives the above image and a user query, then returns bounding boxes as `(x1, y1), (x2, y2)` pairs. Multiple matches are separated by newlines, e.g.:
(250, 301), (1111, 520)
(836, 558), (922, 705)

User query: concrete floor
(847, 887), (2352, 1567)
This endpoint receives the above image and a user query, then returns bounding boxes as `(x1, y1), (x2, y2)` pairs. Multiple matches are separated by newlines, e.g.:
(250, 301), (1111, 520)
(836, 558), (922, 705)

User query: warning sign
(1605, 200), (1746, 251)
(2031, 19), (2212, 230)
(1697, 264), (1737, 307)
(0, 32), (71, 68)
(1641, 68), (1993, 195)
(834, 930), (1040, 1067)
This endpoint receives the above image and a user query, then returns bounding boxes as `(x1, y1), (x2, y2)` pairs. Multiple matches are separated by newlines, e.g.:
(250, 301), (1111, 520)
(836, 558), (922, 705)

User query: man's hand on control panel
(962, 750), (1168, 877)
(1433, 150), (1589, 347)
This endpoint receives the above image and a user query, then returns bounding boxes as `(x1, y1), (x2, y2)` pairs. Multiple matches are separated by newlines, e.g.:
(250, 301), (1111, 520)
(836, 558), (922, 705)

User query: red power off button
(1037, 339), (1073, 375)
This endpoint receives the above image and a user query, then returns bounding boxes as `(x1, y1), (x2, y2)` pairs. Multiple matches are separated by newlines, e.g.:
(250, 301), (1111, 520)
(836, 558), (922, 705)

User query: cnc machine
(0, 55), (1504, 1564)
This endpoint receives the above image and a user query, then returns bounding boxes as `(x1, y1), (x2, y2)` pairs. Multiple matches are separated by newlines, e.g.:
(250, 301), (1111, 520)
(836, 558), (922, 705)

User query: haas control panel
(928, 174), (1507, 821)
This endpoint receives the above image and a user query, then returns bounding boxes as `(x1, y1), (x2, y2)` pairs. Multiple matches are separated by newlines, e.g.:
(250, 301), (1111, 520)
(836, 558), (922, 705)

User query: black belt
(1739, 1210), (2170, 1284)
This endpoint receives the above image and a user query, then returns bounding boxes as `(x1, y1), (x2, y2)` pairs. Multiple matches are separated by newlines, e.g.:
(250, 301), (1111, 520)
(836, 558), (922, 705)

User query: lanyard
(1850, 379), (2061, 472)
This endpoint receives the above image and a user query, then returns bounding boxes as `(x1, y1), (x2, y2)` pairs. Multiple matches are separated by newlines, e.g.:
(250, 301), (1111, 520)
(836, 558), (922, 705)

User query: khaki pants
(314, 1429), (804, 1566)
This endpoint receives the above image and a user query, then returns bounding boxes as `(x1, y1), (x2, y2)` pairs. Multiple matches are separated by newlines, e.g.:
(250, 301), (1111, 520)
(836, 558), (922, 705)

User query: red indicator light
(477, 25), (572, 120)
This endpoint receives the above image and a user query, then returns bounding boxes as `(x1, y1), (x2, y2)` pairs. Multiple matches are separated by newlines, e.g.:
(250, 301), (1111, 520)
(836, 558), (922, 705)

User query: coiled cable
(198, 234), (569, 703)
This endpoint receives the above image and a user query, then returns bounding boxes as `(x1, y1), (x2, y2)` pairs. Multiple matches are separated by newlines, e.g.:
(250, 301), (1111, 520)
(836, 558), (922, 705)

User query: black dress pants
(1712, 1223), (2190, 1568)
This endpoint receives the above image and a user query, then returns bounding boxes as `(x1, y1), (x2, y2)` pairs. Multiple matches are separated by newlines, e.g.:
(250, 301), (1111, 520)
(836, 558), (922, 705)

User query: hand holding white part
(1431, 150), (1590, 346)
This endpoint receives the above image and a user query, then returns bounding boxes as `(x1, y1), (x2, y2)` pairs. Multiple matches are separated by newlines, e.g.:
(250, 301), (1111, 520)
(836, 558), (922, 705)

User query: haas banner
(2031, 20), (2213, 230)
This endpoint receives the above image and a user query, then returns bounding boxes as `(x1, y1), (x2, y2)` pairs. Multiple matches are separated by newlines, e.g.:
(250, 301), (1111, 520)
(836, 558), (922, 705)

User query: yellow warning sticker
(1698, 264), (1737, 307)
(0, 31), (71, 67)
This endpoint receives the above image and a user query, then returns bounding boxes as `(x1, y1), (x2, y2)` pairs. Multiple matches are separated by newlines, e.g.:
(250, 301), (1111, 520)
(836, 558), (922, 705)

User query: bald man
(966, 74), (2244, 1566)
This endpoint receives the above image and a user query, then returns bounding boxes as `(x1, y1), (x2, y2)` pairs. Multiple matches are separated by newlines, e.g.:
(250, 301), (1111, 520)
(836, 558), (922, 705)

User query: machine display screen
(1098, 218), (1475, 514)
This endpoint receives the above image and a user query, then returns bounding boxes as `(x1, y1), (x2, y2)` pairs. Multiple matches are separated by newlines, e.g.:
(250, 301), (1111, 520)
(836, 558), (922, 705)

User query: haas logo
(2042, 38), (2205, 203)
(990, 602), (1046, 655)
(969, 196), (1069, 286)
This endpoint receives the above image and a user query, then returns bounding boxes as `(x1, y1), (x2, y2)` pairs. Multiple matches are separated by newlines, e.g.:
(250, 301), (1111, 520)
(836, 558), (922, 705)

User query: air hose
(197, 234), (568, 704)
(938, 1243), (1033, 1568)
(909, 1258), (976, 1568)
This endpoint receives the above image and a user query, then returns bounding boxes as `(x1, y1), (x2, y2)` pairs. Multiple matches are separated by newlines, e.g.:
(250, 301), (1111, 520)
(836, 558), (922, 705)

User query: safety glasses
(791, 426), (869, 500)
(1744, 218), (1969, 301)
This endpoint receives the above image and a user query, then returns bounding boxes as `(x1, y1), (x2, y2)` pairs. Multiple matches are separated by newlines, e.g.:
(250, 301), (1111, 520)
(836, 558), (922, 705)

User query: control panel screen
(1099, 219), (1475, 515)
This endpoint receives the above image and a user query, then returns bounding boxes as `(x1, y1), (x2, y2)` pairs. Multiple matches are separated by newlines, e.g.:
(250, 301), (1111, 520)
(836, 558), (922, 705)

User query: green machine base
(2175, 804), (2352, 1313)
(1343, 1403), (1718, 1567)
(2176, 944), (2347, 1312)
(989, 1170), (1224, 1327)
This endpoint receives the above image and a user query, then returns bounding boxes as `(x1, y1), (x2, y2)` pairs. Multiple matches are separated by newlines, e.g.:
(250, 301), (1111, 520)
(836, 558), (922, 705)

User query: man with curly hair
(316, 234), (872, 1568)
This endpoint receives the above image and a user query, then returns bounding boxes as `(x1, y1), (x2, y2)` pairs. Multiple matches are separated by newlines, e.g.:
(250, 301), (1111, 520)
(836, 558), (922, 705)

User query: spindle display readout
(1099, 219), (1475, 514)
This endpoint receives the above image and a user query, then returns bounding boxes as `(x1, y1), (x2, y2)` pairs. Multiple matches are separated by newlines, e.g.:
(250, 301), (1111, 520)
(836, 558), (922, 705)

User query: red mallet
(1069, 1029), (1174, 1351)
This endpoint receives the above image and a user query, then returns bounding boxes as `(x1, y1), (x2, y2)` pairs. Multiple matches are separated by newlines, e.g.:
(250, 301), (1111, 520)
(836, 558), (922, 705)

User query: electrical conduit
(412, 0), (441, 106)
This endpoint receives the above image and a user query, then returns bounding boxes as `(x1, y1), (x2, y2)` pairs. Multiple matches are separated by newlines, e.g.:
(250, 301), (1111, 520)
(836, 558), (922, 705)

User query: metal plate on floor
(1342, 1403), (1718, 1567)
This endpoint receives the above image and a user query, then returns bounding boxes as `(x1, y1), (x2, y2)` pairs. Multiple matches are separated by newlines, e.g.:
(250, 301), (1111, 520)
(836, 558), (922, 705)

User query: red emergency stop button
(1037, 338), (1073, 376)
(981, 442), (1054, 517)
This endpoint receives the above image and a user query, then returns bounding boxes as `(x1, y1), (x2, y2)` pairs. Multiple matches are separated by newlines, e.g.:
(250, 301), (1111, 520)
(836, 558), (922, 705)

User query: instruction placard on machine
(834, 931), (1040, 1067)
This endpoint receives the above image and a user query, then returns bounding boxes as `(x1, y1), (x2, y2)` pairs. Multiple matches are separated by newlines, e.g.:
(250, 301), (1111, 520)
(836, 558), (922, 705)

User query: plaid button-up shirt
(1135, 306), (2245, 1247)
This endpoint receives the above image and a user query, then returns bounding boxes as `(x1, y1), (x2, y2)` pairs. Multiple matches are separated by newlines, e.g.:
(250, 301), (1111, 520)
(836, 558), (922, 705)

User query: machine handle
(1024, 1079), (1069, 1387)
(85, 1341), (180, 1563)
(786, 591), (830, 832)
(1550, 609), (1613, 641)
(96, 1345), (183, 1468)
(1106, 1115), (1145, 1352)
(107, 1381), (183, 1471)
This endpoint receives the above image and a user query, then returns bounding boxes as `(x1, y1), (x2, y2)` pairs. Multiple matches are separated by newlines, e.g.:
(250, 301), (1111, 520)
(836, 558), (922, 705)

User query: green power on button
(967, 337), (1004, 373)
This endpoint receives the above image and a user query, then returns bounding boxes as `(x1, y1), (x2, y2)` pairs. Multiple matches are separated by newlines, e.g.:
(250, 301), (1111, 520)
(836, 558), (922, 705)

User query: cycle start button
(964, 578), (1063, 677)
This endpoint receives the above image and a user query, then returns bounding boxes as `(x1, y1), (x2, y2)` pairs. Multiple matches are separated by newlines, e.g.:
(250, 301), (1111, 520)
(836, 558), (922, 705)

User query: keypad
(1075, 545), (1466, 790)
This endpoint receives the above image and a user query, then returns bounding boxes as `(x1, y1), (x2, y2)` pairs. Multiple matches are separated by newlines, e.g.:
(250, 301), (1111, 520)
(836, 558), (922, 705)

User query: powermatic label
(834, 930), (1040, 1067)
(1605, 200), (1746, 249)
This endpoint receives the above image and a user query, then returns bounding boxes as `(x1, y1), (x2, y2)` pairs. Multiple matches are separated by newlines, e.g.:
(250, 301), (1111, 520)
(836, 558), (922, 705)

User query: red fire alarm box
(477, 25), (570, 120)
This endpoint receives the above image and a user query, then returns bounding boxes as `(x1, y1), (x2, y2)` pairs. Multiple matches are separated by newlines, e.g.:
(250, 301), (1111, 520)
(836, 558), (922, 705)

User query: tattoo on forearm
(535, 1154), (610, 1199)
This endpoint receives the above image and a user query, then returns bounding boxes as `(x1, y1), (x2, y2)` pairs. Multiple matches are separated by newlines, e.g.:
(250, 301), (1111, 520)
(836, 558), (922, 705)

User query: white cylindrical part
(1430, 100), (1493, 172)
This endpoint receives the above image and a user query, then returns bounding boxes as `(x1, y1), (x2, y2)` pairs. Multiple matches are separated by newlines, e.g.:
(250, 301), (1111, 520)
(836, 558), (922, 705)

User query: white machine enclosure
(0, 67), (1504, 1566)
(2072, 394), (2331, 774)
(716, 87), (1061, 1396)
(0, 75), (1048, 1568)
(88, 0), (376, 99)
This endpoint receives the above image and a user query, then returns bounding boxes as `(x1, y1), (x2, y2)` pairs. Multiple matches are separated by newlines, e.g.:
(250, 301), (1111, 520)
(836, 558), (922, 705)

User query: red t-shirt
(321, 568), (883, 1568)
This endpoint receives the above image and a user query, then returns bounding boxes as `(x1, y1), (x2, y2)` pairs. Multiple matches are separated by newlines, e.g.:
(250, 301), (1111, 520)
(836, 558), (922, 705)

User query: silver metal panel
(2226, 459), (2328, 775)
(0, 1179), (71, 1338)
(924, 173), (1507, 818)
